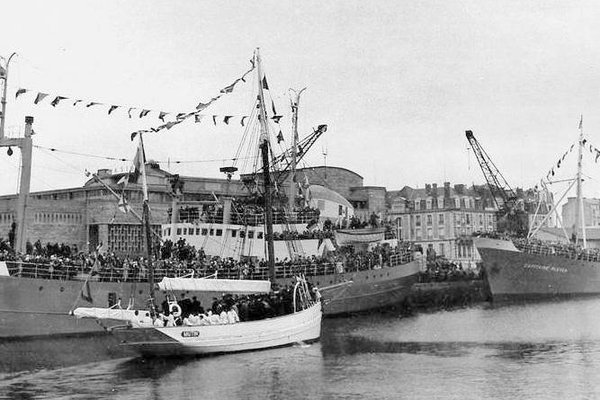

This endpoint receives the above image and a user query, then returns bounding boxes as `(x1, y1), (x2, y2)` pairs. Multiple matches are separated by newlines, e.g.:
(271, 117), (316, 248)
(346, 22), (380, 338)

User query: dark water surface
(3, 299), (600, 399)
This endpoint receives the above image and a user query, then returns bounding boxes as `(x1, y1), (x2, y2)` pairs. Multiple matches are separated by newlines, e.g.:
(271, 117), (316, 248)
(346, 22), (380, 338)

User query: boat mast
(138, 133), (156, 310)
(256, 48), (276, 280)
(574, 115), (587, 248)
(289, 87), (306, 211)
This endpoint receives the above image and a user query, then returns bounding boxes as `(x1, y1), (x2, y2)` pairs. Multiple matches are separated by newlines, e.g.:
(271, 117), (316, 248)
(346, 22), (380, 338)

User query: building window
(177, 228), (181, 235)
(439, 243), (445, 256)
(427, 214), (432, 225)
(209, 229), (214, 236)
(416, 228), (422, 240)
(231, 230), (237, 238)
(427, 227), (433, 239)
(248, 231), (254, 239)
(201, 228), (208, 236)
(415, 200), (420, 211)
(438, 226), (445, 239)
(257, 232), (264, 239)
(415, 215), (421, 227)
(216, 229), (222, 236)
(426, 199), (432, 210)
(438, 214), (444, 225)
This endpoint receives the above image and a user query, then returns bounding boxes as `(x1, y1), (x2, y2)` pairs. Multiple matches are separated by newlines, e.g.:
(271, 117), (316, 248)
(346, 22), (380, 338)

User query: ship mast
(574, 116), (587, 248)
(256, 48), (276, 280)
(138, 133), (156, 311)
(289, 87), (306, 211)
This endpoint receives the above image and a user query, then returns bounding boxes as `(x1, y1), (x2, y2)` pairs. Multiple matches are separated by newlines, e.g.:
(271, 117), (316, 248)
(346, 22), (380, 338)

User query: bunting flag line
(262, 76), (269, 90)
(194, 114), (204, 124)
(15, 88), (27, 98)
(108, 105), (119, 115)
(276, 131), (284, 143)
(159, 112), (167, 122)
(241, 116), (248, 126)
(223, 116), (232, 125)
(73, 100), (83, 106)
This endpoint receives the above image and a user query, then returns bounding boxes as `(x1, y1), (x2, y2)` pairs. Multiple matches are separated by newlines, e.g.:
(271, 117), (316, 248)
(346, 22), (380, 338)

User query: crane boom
(465, 130), (518, 210)
(465, 130), (527, 235)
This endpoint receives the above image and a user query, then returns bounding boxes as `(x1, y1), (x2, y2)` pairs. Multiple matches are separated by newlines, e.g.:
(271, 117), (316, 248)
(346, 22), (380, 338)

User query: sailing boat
(474, 118), (600, 302)
(73, 49), (322, 356)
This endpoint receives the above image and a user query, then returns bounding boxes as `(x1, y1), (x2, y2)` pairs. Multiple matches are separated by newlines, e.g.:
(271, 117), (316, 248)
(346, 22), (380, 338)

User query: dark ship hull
(0, 259), (421, 339)
(474, 237), (600, 302)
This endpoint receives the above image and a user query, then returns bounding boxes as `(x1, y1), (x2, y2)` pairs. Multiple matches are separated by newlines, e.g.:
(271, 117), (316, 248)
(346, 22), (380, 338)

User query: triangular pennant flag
(557, 160), (561, 168)
(131, 130), (141, 141)
(596, 151), (600, 163)
(276, 131), (284, 143)
(262, 76), (269, 90)
(220, 82), (236, 94)
(86, 102), (100, 108)
(590, 144), (593, 153)
(72, 99), (83, 106)
(195, 114), (204, 123)
(298, 145), (303, 155)
(128, 108), (135, 118)
(159, 112), (167, 122)
(165, 121), (181, 130)
(241, 116), (248, 126)
(118, 195), (130, 213)
(551, 168), (555, 176)
(213, 115), (217, 125)
(117, 175), (128, 186)
(139, 109), (150, 118)
(34, 93), (49, 104)
(50, 96), (68, 107)
(176, 113), (186, 120)
(196, 100), (212, 111)
(15, 88), (27, 98)
(223, 116), (232, 125)
(582, 139), (587, 146)
(108, 105), (119, 115)
(271, 115), (283, 123)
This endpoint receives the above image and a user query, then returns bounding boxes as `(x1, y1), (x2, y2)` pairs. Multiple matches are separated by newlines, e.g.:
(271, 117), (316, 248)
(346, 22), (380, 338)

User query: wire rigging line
(32, 144), (258, 165)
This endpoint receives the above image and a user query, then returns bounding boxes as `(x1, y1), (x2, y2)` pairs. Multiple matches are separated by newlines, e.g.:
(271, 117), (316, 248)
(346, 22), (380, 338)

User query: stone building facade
(0, 164), (374, 255)
(386, 183), (499, 268)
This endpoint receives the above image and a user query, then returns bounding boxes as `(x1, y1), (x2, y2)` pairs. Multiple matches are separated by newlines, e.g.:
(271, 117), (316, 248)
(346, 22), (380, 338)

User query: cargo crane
(465, 130), (528, 235)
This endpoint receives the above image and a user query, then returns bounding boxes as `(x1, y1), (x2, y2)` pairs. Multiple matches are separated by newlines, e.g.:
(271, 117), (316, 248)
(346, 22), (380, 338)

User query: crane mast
(465, 130), (526, 235)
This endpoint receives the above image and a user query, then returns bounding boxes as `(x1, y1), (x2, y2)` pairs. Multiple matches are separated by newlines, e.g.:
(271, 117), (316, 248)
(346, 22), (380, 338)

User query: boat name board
(523, 263), (568, 274)
(181, 330), (200, 338)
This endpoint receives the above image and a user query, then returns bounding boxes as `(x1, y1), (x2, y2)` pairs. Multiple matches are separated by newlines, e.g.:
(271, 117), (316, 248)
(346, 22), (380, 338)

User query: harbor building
(0, 163), (377, 255)
(386, 183), (499, 268)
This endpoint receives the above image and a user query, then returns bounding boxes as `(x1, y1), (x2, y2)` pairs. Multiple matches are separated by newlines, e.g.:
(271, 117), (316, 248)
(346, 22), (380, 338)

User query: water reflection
(3, 298), (600, 399)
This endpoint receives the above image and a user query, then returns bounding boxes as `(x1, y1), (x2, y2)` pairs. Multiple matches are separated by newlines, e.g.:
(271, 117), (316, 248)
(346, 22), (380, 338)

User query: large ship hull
(0, 259), (421, 339)
(475, 237), (600, 302)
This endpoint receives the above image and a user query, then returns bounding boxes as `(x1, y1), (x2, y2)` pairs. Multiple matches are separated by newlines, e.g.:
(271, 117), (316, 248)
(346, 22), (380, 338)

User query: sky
(2, 1), (600, 202)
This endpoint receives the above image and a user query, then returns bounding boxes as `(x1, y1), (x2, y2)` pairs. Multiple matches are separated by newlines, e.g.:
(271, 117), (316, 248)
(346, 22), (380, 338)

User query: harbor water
(2, 298), (600, 399)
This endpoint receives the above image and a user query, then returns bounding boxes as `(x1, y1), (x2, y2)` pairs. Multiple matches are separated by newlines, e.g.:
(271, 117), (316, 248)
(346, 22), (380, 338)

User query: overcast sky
(1, 1), (600, 201)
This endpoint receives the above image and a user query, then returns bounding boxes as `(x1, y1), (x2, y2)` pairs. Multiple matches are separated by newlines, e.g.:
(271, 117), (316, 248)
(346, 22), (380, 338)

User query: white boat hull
(112, 302), (322, 357)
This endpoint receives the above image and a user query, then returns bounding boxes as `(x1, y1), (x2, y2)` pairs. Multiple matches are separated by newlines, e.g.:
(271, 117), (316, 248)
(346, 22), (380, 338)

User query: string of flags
(130, 58), (283, 141)
(13, 56), (284, 137)
(542, 136), (600, 183)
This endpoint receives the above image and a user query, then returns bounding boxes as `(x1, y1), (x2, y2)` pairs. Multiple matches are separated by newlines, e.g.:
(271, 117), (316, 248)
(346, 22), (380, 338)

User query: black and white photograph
(1, 1), (600, 399)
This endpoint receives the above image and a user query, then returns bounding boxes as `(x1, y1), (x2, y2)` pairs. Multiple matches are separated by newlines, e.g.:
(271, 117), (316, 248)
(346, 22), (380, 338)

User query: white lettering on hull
(523, 264), (568, 274)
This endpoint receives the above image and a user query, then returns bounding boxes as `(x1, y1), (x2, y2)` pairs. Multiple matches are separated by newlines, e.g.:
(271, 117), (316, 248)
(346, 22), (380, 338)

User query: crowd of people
(0, 234), (422, 283)
(418, 257), (482, 283)
(153, 282), (309, 327)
